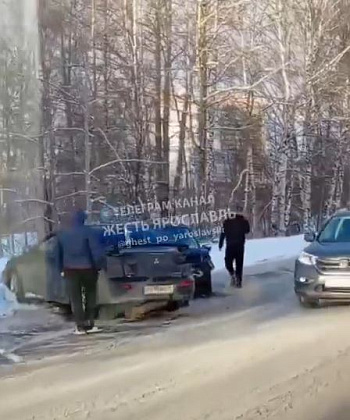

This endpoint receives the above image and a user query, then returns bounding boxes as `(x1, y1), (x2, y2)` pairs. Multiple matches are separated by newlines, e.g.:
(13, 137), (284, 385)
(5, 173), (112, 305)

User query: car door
(15, 237), (57, 300)
(45, 236), (69, 304)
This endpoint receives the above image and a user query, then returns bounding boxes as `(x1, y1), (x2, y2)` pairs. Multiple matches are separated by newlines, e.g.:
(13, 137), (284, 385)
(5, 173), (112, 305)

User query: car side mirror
(304, 232), (316, 242)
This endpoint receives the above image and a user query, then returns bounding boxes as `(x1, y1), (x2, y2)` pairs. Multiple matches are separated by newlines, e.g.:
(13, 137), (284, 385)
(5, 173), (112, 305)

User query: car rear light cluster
(179, 279), (193, 288)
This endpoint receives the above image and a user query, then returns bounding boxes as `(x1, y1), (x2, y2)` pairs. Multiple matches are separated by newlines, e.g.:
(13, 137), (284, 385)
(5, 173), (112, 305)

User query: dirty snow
(0, 284), (18, 318)
(0, 257), (18, 317)
(211, 234), (306, 272)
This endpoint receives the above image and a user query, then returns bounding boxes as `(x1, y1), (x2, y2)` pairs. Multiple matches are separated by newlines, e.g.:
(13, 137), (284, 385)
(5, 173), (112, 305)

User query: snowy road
(2, 258), (350, 419)
(0, 257), (298, 365)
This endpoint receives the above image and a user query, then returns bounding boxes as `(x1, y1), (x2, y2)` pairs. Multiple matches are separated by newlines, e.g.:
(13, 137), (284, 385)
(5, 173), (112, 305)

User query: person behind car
(56, 209), (106, 335)
(219, 206), (250, 288)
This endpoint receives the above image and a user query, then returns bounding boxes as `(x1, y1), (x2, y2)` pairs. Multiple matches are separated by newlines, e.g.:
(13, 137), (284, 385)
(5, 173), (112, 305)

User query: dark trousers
(65, 269), (98, 329)
(225, 245), (245, 281)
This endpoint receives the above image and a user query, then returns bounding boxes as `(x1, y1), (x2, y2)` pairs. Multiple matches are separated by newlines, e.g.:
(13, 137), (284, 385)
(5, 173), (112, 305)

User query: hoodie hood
(227, 212), (244, 220)
(235, 214), (244, 219)
(72, 210), (87, 226)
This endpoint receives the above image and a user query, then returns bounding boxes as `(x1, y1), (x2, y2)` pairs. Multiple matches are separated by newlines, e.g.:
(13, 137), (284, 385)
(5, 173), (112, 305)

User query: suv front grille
(316, 258), (350, 274)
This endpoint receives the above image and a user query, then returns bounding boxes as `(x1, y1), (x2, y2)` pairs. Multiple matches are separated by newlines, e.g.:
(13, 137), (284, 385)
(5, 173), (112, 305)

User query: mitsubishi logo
(154, 258), (160, 265)
(340, 260), (349, 269)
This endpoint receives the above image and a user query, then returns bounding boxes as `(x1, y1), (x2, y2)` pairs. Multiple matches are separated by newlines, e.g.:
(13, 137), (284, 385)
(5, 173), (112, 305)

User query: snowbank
(0, 257), (18, 317)
(211, 235), (306, 272)
(0, 284), (18, 317)
(0, 257), (8, 276)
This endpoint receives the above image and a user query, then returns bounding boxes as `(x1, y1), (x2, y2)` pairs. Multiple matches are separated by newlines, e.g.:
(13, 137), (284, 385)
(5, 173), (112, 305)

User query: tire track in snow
(0, 348), (22, 364)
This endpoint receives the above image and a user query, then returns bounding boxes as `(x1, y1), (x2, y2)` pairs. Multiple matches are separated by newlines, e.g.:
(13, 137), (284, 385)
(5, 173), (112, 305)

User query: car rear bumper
(97, 276), (195, 305)
(294, 260), (350, 301)
(143, 283), (194, 302)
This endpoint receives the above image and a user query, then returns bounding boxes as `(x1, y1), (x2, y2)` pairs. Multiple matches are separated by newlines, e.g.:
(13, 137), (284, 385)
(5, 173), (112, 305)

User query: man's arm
(244, 219), (250, 235)
(87, 229), (106, 271)
(55, 235), (64, 273)
(219, 225), (226, 250)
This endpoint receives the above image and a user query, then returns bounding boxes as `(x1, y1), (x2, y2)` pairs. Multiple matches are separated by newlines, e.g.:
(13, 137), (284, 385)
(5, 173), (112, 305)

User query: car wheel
(8, 271), (25, 301)
(53, 304), (72, 316)
(298, 295), (320, 308)
(166, 301), (180, 312)
(180, 300), (190, 308)
(194, 269), (212, 298)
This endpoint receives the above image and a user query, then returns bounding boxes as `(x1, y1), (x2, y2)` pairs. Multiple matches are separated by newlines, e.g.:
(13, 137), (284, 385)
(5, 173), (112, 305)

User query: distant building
(167, 92), (268, 199)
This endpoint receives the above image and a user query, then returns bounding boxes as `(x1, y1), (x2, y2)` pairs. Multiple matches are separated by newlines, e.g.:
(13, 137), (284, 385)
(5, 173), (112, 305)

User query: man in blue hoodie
(56, 210), (106, 335)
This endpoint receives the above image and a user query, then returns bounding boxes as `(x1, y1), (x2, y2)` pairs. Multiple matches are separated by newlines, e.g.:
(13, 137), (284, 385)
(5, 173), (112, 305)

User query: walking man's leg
(225, 246), (236, 284)
(83, 270), (98, 330)
(225, 246), (234, 274)
(235, 246), (245, 288)
(66, 271), (85, 333)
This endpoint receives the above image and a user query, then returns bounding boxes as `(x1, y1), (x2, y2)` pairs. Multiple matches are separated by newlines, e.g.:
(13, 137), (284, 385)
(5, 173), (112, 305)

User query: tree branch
(229, 169), (249, 205)
(89, 159), (167, 175)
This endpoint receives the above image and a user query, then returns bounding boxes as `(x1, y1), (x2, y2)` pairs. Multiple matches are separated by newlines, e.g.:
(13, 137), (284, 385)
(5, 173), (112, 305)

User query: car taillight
(122, 284), (133, 290)
(179, 279), (193, 288)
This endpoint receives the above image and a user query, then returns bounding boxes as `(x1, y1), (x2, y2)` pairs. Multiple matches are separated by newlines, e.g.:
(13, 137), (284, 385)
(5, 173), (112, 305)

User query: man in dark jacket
(219, 208), (250, 288)
(57, 210), (106, 335)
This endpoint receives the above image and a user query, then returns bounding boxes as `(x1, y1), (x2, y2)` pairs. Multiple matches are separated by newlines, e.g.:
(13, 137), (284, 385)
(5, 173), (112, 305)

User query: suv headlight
(298, 252), (317, 266)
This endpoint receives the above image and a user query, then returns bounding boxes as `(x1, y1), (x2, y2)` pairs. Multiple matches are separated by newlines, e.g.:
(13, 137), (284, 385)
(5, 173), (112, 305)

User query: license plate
(144, 285), (174, 295)
(324, 278), (350, 289)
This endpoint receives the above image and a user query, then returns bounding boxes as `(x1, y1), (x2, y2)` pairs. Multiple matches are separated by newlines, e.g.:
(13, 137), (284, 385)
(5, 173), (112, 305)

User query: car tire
(166, 301), (180, 312)
(298, 295), (320, 308)
(53, 304), (72, 316)
(194, 269), (212, 298)
(8, 271), (25, 302)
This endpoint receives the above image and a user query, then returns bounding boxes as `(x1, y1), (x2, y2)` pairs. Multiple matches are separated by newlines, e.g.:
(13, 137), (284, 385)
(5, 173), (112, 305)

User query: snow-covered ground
(0, 235), (307, 319)
(0, 257), (16, 317)
(0, 257), (8, 277)
(211, 234), (306, 272)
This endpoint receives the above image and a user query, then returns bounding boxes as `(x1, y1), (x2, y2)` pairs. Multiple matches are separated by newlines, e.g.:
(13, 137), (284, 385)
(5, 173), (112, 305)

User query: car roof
(333, 209), (350, 218)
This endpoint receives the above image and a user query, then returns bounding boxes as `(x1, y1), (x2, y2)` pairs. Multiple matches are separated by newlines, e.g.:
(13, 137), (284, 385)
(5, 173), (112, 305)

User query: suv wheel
(298, 295), (320, 308)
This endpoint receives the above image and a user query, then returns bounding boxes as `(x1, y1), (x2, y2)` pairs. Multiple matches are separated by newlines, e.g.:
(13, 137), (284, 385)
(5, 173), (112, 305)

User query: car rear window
(126, 228), (199, 249)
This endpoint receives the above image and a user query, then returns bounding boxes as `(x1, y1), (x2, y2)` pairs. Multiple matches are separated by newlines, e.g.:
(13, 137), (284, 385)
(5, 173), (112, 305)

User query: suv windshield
(318, 217), (350, 242)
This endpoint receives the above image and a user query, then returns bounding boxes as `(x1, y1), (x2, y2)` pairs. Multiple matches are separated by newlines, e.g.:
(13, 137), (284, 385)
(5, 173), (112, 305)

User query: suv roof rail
(334, 208), (350, 215)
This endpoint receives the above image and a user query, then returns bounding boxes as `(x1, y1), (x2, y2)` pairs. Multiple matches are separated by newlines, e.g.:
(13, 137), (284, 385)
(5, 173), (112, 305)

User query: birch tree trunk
(37, 0), (54, 233)
(284, 170), (294, 229)
(154, 0), (163, 211)
(277, 151), (288, 235)
(103, 0), (109, 127)
(276, 0), (291, 236)
(197, 0), (209, 198)
(83, 83), (92, 218)
(206, 0), (219, 208)
(60, 5), (78, 203)
(173, 96), (189, 195)
(335, 162), (344, 210)
(270, 165), (280, 233)
(243, 145), (253, 212)
(303, 145), (312, 229)
(161, 0), (172, 215)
